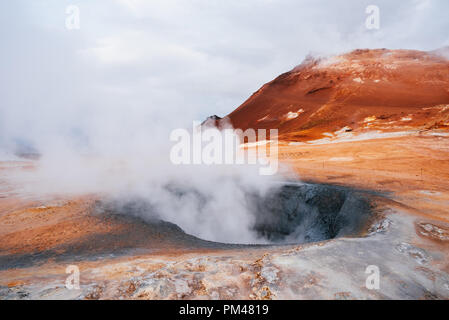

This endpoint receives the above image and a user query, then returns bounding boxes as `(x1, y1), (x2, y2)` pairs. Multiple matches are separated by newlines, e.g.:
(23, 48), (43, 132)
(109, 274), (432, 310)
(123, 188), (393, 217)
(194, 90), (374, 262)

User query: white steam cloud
(4, 121), (290, 244)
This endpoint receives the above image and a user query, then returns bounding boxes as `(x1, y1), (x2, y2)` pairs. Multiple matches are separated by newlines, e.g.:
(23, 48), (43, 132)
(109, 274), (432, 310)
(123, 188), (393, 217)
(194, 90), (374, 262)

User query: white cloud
(80, 34), (145, 64)
(79, 31), (207, 66)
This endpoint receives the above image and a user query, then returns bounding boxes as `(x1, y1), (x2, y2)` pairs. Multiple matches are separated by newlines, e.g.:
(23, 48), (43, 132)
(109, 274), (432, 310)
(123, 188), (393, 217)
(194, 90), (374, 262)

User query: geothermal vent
(99, 183), (378, 246)
(248, 183), (376, 244)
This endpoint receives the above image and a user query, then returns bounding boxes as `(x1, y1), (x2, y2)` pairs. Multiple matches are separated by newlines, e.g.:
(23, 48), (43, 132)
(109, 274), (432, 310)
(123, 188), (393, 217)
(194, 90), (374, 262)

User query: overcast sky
(1, 0), (448, 152)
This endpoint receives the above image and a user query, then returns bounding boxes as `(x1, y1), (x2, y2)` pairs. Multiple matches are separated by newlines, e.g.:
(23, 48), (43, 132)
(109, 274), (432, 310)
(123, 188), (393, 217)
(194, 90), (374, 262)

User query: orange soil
(276, 135), (449, 221)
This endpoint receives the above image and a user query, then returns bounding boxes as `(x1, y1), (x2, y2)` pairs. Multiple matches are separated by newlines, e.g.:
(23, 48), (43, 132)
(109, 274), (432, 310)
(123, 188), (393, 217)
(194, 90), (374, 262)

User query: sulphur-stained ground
(0, 132), (449, 299)
(0, 205), (448, 300)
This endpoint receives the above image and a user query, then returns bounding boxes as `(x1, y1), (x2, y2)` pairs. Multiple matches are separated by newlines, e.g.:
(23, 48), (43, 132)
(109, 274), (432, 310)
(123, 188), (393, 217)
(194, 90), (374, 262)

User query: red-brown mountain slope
(226, 48), (449, 141)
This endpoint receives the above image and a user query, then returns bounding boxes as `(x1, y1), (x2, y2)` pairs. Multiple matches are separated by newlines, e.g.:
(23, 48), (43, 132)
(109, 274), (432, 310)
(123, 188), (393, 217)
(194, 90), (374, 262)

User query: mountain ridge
(223, 48), (449, 142)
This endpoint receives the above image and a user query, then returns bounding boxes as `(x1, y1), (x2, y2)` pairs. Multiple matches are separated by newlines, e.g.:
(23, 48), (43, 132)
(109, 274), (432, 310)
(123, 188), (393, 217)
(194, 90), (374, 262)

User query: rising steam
(2, 117), (291, 244)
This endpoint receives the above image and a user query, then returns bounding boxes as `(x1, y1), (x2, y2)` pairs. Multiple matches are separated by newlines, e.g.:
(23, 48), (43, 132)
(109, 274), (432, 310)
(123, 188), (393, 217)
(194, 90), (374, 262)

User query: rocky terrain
(1, 48), (449, 300)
